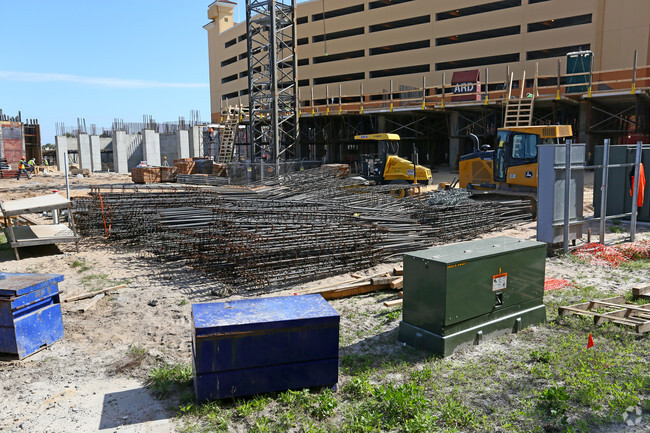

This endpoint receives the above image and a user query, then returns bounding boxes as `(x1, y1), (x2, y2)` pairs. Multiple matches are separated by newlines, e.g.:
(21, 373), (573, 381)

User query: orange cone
(587, 333), (594, 349)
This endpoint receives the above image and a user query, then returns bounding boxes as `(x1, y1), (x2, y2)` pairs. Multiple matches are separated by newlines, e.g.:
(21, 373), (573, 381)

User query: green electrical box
(398, 236), (546, 356)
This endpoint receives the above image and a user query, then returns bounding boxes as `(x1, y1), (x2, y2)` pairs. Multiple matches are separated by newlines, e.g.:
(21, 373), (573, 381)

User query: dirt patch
(0, 171), (647, 432)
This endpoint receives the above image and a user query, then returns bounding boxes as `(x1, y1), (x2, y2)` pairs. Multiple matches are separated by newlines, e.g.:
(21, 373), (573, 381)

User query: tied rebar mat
(72, 168), (533, 292)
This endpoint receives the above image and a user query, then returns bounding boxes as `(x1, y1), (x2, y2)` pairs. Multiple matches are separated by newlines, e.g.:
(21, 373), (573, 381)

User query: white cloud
(0, 71), (208, 89)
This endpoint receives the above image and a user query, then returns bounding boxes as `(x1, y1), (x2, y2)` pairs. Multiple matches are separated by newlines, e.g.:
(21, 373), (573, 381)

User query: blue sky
(0, 1), (213, 144)
(0, 1), (306, 145)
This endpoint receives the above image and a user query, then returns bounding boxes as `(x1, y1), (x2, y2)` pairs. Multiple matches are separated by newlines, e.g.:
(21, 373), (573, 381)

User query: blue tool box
(0, 272), (65, 359)
(192, 294), (340, 401)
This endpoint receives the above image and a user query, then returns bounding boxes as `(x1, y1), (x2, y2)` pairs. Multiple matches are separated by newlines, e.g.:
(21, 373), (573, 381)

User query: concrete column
(78, 134), (92, 170)
(55, 136), (68, 172)
(448, 111), (461, 169)
(143, 129), (161, 166)
(189, 126), (202, 158)
(578, 101), (593, 163)
(177, 130), (190, 159)
(113, 130), (129, 173)
(89, 135), (102, 172)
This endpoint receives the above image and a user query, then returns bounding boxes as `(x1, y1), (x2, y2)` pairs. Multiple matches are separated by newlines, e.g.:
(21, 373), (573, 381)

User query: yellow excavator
(459, 125), (573, 191)
(355, 133), (432, 196)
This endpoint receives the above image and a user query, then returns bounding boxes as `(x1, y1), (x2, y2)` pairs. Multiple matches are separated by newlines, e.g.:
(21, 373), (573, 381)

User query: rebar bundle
(71, 168), (534, 292)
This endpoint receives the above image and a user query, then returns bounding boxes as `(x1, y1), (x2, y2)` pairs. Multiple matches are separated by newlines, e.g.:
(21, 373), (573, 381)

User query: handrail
(289, 56), (650, 116)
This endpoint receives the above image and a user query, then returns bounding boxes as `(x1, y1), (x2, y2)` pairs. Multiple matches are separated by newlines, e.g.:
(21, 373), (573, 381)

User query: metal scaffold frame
(246, 0), (299, 171)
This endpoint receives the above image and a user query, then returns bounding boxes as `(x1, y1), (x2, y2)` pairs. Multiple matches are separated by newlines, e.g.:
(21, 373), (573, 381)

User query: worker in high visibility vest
(16, 156), (31, 180)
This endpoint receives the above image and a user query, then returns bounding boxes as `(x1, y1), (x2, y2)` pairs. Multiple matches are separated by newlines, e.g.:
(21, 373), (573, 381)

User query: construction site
(1, 0), (650, 432)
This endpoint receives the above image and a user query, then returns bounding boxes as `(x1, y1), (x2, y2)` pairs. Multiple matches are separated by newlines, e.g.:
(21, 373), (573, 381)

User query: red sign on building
(451, 69), (481, 102)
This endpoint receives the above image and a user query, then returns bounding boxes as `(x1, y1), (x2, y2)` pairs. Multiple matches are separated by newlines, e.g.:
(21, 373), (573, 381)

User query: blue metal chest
(0, 272), (65, 359)
(192, 294), (340, 401)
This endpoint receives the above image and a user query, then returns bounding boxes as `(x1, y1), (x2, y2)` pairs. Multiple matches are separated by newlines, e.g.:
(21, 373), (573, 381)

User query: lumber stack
(174, 158), (198, 175)
(131, 167), (161, 184)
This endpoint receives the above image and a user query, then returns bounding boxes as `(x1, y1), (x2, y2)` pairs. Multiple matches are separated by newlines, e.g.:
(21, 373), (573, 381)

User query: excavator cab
(355, 133), (432, 185)
(459, 125), (572, 190)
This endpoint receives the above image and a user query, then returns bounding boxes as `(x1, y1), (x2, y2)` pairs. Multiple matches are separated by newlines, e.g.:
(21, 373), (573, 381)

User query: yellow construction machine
(459, 125), (573, 191)
(355, 133), (432, 196)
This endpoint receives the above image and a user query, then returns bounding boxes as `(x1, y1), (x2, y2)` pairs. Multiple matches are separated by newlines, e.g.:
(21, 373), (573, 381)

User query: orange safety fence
(573, 241), (650, 267)
(544, 278), (573, 292)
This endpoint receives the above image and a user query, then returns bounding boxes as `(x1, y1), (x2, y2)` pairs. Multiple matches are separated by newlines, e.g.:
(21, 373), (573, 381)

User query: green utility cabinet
(398, 236), (546, 356)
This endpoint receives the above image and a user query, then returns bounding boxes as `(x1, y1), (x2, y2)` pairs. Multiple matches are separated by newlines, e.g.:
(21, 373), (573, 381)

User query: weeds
(436, 395), (478, 429)
(539, 385), (570, 417)
(70, 259), (91, 272)
(148, 363), (193, 398)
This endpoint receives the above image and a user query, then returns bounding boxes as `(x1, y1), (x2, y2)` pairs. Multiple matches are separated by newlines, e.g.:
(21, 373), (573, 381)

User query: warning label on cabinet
(492, 273), (507, 292)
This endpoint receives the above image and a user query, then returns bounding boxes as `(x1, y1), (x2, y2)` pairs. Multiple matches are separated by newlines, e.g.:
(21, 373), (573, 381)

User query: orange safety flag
(630, 163), (646, 208)
(587, 333), (594, 349)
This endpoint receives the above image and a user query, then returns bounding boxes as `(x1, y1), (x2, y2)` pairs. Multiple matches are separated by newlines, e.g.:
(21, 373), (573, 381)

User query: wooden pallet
(558, 286), (650, 333)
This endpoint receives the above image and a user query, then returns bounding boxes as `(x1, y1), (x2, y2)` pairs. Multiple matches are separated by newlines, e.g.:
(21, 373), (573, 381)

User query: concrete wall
(160, 133), (178, 165)
(55, 135), (69, 172)
(112, 131), (129, 173)
(177, 129), (190, 159)
(77, 134), (92, 170)
(113, 131), (144, 173)
(190, 126), (202, 158)
(142, 130), (161, 167)
(89, 135), (102, 172)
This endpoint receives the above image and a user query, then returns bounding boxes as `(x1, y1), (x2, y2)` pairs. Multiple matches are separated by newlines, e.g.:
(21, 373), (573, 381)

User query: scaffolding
(246, 0), (299, 172)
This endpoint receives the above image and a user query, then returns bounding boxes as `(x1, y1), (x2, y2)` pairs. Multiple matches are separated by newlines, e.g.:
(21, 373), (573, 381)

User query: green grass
(70, 259), (91, 273)
(153, 256), (650, 433)
(148, 363), (193, 398)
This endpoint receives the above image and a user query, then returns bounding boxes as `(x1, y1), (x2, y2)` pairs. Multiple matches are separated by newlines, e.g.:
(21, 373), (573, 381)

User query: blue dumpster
(192, 294), (340, 401)
(0, 272), (64, 359)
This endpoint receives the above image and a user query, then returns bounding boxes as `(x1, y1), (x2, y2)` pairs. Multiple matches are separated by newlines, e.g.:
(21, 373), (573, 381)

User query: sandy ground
(0, 169), (646, 433)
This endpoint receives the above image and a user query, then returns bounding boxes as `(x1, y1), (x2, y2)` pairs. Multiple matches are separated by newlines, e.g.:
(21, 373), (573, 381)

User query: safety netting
(573, 241), (650, 267)
(544, 278), (573, 292)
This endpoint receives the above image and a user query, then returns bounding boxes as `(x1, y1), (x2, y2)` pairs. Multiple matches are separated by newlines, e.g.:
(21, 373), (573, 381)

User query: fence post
(441, 73), (446, 109)
(360, 83), (364, 114)
(563, 139), (572, 253)
(631, 50), (638, 94)
(587, 54), (594, 98)
(556, 59), (561, 100)
(599, 139), (611, 244)
(422, 75), (426, 110)
(630, 141), (642, 241)
(484, 68), (489, 105)
(326, 85), (330, 116)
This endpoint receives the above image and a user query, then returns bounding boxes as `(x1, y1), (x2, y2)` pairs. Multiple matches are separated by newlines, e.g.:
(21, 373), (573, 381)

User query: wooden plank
(319, 284), (389, 300)
(294, 278), (370, 294)
(383, 299), (403, 307)
(592, 301), (650, 313)
(370, 276), (396, 286)
(389, 277), (403, 290)
(77, 293), (105, 313)
(63, 284), (126, 303)
(392, 268), (403, 276)
(632, 285), (650, 300)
